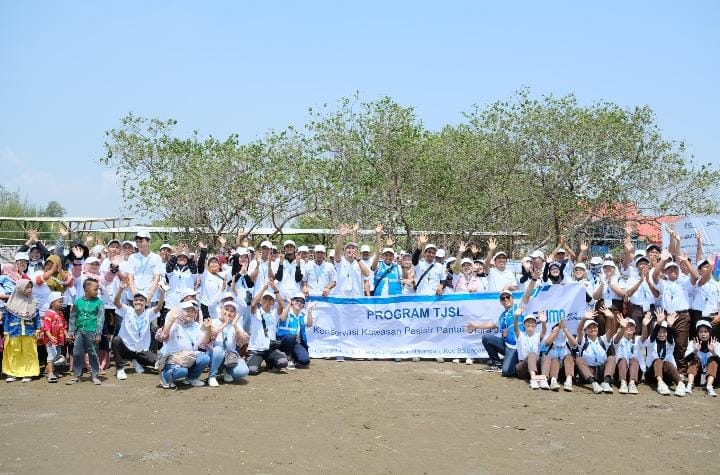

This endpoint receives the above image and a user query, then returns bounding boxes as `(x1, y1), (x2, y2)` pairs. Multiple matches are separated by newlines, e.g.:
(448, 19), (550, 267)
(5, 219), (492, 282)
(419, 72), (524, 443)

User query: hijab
(5, 279), (38, 320)
(45, 255), (71, 293)
(2, 263), (22, 283)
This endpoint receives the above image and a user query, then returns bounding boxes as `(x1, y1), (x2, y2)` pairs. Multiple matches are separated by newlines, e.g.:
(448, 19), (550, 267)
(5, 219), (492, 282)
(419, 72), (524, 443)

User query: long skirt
(2, 336), (40, 378)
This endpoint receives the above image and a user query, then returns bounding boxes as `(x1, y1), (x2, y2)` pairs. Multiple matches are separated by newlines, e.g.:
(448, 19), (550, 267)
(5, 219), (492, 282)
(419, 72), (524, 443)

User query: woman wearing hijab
(2, 280), (42, 382)
(0, 262), (26, 303)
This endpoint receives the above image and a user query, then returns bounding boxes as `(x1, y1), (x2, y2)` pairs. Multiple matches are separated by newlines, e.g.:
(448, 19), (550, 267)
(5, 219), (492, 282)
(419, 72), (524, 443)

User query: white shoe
(601, 381), (614, 393)
(116, 369), (127, 380)
(549, 378), (560, 391)
(529, 379), (539, 390)
(685, 382), (693, 395)
(451, 359), (460, 364)
(6, 377), (16, 383)
(465, 358), (473, 365)
(618, 381), (628, 394)
(411, 357), (420, 362)
(436, 357), (445, 363)
(21, 377), (32, 383)
(287, 361), (296, 370)
(674, 381), (686, 397)
(628, 382), (639, 394)
(131, 360), (145, 374)
(657, 381), (671, 395)
(223, 373), (233, 383)
(208, 377), (219, 387)
(563, 379), (573, 392)
(707, 386), (717, 397)
(591, 382), (602, 394)
(539, 379), (550, 390)
(188, 378), (205, 387)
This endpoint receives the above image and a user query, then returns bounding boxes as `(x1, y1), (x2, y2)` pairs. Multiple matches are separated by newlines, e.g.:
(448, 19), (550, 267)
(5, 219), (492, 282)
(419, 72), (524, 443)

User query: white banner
(662, 215), (720, 257)
(307, 284), (588, 359)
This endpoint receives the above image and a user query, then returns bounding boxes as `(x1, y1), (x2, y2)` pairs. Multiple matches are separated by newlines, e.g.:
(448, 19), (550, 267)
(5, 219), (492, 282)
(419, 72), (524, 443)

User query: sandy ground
(0, 359), (718, 475)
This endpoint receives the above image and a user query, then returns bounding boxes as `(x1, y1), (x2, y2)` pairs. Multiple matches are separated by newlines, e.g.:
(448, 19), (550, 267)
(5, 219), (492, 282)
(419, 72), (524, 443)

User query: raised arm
(371, 224), (382, 271)
(484, 237), (497, 270)
(334, 224), (349, 264)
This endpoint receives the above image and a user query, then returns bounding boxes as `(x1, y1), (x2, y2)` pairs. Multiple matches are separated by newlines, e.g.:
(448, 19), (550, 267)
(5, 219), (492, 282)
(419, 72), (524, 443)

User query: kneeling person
(204, 301), (250, 387)
(277, 293), (316, 369)
(246, 280), (289, 375)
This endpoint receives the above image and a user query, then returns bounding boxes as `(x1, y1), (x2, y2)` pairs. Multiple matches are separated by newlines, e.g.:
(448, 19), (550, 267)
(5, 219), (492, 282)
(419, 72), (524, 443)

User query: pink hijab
(2, 263), (22, 283)
(5, 279), (38, 320)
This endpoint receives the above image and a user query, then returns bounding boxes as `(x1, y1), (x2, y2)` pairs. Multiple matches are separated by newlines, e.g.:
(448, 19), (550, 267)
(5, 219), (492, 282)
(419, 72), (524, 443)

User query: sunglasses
(500, 295), (512, 301)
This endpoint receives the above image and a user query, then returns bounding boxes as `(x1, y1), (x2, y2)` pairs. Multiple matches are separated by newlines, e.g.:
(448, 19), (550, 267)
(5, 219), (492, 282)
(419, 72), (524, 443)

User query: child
(43, 291), (68, 383)
(514, 307), (548, 389)
(613, 315), (642, 394)
(683, 320), (719, 396)
(541, 318), (577, 391)
(641, 308), (686, 396)
(575, 307), (616, 394)
(277, 292), (316, 369)
(2, 279), (41, 382)
(66, 279), (105, 385)
(245, 279), (289, 375)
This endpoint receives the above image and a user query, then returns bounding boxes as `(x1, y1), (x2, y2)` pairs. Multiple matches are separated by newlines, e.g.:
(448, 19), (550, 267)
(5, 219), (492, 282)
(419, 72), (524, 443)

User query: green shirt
(71, 297), (104, 334)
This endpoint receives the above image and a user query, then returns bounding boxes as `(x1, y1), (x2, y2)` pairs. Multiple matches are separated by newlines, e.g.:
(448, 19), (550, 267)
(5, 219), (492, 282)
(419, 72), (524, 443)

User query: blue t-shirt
(497, 303), (524, 349)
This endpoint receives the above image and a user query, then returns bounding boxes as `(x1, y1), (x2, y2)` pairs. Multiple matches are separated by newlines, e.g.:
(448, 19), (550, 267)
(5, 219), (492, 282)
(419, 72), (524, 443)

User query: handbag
(224, 350), (240, 367)
(169, 350), (197, 368)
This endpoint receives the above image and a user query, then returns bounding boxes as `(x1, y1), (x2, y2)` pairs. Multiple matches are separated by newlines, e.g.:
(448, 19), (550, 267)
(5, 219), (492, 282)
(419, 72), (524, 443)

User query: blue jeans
(162, 352), (211, 382)
(277, 334), (310, 365)
(209, 346), (250, 379)
(481, 334), (518, 377)
(72, 330), (100, 378)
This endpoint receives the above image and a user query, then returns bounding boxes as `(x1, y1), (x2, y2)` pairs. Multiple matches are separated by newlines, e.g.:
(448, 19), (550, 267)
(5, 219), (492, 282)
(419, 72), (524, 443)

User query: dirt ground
(1, 359), (717, 475)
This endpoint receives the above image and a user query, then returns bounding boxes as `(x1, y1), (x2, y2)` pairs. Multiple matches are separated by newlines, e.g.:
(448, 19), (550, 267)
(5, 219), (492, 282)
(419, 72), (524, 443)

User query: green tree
(44, 201), (66, 217)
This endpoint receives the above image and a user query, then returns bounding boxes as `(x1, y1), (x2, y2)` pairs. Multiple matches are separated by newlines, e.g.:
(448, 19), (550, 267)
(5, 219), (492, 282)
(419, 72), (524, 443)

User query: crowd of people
(1, 224), (719, 397)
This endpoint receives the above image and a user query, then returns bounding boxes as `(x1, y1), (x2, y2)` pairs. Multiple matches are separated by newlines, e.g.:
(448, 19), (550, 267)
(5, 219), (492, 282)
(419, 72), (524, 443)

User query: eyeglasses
(500, 295), (512, 301)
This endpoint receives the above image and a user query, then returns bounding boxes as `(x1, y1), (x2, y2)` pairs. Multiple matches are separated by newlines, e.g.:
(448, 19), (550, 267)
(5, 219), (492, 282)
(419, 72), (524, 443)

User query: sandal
(65, 377), (80, 385)
(47, 375), (59, 383)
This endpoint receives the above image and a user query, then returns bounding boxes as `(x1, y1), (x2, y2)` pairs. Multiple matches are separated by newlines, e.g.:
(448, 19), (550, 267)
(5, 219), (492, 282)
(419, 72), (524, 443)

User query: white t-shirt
(517, 331), (541, 361)
(163, 321), (204, 353)
(247, 308), (279, 352)
(32, 271), (52, 313)
(580, 335), (610, 366)
(614, 335), (640, 362)
(277, 258), (304, 301)
(212, 323), (241, 353)
(655, 277), (695, 312)
(248, 259), (279, 296)
(116, 304), (159, 352)
(693, 279), (720, 316)
(334, 258), (365, 296)
(304, 261), (337, 295)
(413, 260), (445, 296)
(487, 267), (518, 292)
(128, 252), (164, 301)
(199, 271), (225, 318)
(166, 266), (196, 308)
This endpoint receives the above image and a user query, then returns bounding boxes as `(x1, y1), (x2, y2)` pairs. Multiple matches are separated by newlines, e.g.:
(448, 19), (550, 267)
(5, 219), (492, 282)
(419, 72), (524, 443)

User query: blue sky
(1, 1), (718, 217)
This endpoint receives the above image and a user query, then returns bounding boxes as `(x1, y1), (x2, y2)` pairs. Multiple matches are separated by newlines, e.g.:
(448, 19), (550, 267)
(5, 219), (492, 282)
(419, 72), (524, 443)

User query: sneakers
(131, 360), (145, 374)
(411, 357), (421, 362)
(92, 377), (102, 385)
(628, 381), (639, 394)
(601, 382), (613, 393)
(116, 368), (128, 380)
(657, 381), (671, 395)
(187, 378), (205, 387)
(5, 377), (16, 383)
(208, 377), (219, 387)
(563, 379), (573, 392)
(21, 377), (32, 383)
(393, 358), (402, 362)
(65, 377), (80, 385)
(707, 385), (717, 397)
(451, 359), (460, 364)
(47, 374), (58, 383)
(287, 361), (296, 370)
(539, 379), (550, 390)
(674, 381), (686, 397)
(436, 357), (445, 363)
(685, 382), (694, 395)
(618, 381), (628, 394)
(223, 373), (234, 383)
(487, 364), (502, 373)
(529, 379), (540, 390)
(591, 382), (603, 394)
(549, 378), (560, 391)
(465, 358), (474, 365)
(160, 372), (174, 389)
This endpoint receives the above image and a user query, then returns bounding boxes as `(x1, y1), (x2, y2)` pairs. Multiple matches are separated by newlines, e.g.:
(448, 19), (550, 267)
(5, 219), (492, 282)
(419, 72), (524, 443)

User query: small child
(66, 279), (105, 385)
(541, 318), (577, 391)
(613, 315), (642, 394)
(683, 320), (719, 396)
(42, 291), (68, 383)
(514, 307), (548, 390)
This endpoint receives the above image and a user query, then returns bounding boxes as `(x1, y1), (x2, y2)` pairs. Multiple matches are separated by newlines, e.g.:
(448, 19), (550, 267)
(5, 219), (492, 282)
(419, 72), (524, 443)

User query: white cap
(260, 240), (272, 249)
(283, 240), (296, 248)
(493, 251), (507, 261)
(181, 288), (198, 298)
(436, 249), (446, 258)
(298, 245), (309, 253)
(696, 320), (712, 330)
(121, 240), (134, 247)
(460, 257), (473, 266)
(634, 249), (646, 258)
(221, 291), (235, 301)
(521, 256), (531, 263)
(499, 290), (513, 297)
(180, 300), (199, 309)
(85, 257), (100, 265)
(360, 245), (371, 253)
(382, 247), (395, 255)
(14, 252), (29, 261)
(314, 245), (327, 253)
(529, 250), (544, 259)
(698, 258), (710, 269)
(445, 257), (456, 264)
(604, 253), (613, 260)
(235, 247), (249, 256)
(583, 319), (598, 330)
(659, 321), (668, 328)
(134, 230), (151, 240)
(261, 290), (276, 300)
(48, 291), (63, 303)
(160, 243), (172, 251)
(574, 263), (587, 271)
(556, 247), (566, 254)
(634, 255), (650, 266)
(329, 249), (336, 258)
(664, 261), (679, 270)
(523, 314), (536, 323)
(344, 241), (358, 249)
(222, 301), (238, 311)
(589, 256), (603, 265)
(602, 260), (616, 268)
(90, 244), (105, 256)
(424, 243), (437, 252)
(248, 246), (255, 252)
(107, 239), (121, 246)
(291, 292), (306, 301)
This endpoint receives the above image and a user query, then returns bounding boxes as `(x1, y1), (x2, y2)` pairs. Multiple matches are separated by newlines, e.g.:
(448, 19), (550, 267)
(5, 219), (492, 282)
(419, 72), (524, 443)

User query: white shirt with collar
(413, 259), (445, 295)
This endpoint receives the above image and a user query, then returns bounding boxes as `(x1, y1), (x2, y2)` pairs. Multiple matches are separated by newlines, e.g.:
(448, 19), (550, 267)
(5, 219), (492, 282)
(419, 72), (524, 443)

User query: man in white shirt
(484, 237), (518, 292)
(275, 240), (304, 302)
(248, 240), (279, 297)
(410, 235), (445, 296)
(127, 231), (164, 304)
(303, 245), (336, 296)
(333, 224), (370, 297)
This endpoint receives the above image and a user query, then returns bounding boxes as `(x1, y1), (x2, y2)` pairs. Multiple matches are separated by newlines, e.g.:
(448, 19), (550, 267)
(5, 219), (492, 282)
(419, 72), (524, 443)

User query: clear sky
(1, 1), (718, 217)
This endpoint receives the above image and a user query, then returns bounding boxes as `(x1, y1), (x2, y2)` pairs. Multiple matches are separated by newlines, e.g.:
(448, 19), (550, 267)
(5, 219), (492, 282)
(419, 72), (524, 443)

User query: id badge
(604, 298), (613, 309)
(642, 302), (650, 312)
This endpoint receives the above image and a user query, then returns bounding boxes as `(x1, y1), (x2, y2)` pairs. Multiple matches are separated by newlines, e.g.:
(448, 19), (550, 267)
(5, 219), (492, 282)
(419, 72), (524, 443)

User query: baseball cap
(574, 263), (587, 271)
(291, 292), (306, 302)
(223, 301), (238, 311)
(493, 251), (507, 261)
(382, 247), (395, 255)
(499, 290), (512, 298)
(260, 240), (272, 249)
(646, 244), (661, 253)
(134, 230), (151, 240)
(283, 240), (296, 248)
(298, 245), (309, 253)
(314, 245), (327, 253)
(556, 247), (566, 254)
(697, 259), (710, 269)
(261, 290), (276, 300)
(634, 256), (650, 265)
(180, 300), (199, 309)
(460, 257), (473, 265)
(529, 250), (544, 259)
(85, 257), (100, 265)
(133, 292), (148, 300)
(107, 239), (121, 246)
(436, 249), (446, 258)
(664, 262), (679, 270)
(14, 252), (29, 261)
(360, 244), (371, 253)
(523, 314), (536, 323)
(583, 320), (598, 330)
(696, 320), (712, 330)
(589, 256), (603, 265)
(160, 243), (172, 251)
(48, 291), (63, 303)
(235, 247), (248, 256)
(602, 260), (617, 268)
(344, 241), (358, 249)
(121, 240), (134, 247)
(424, 243), (437, 252)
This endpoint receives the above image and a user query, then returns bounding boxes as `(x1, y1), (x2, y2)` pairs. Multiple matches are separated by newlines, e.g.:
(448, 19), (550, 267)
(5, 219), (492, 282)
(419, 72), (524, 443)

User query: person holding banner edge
(464, 268), (540, 376)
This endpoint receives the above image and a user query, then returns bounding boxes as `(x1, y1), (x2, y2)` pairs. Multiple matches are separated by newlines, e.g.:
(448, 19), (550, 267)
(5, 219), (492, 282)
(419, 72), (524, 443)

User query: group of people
(1, 224), (719, 397)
